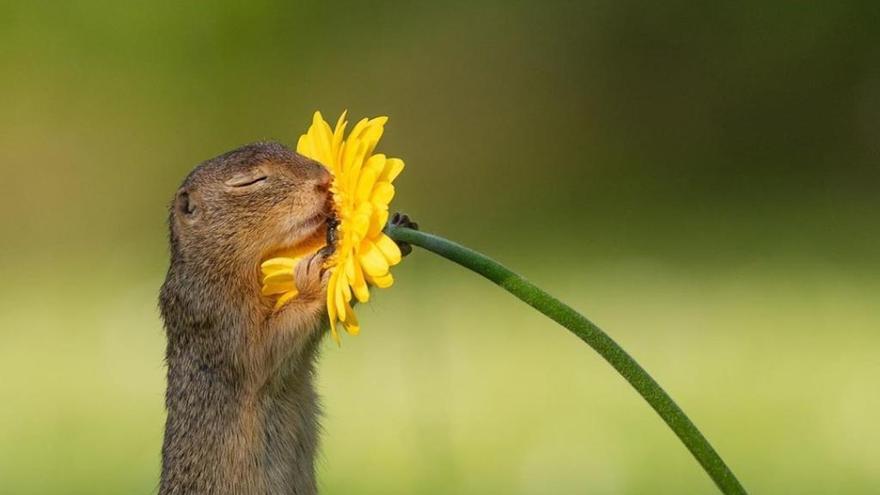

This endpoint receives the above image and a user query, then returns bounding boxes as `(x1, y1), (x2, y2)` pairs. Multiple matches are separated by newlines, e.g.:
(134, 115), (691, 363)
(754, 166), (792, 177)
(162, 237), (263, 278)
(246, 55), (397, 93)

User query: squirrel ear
(175, 188), (198, 219)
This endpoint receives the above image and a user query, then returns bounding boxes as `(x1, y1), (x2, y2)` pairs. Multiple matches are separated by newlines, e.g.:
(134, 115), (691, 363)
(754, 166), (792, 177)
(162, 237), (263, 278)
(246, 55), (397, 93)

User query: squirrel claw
(317, 244), (335, 262)
(294, 250), (328, 298)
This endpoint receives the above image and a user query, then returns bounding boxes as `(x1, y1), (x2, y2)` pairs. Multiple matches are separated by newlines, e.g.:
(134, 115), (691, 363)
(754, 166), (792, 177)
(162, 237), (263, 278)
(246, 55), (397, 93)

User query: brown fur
(159, 142), (332, 494)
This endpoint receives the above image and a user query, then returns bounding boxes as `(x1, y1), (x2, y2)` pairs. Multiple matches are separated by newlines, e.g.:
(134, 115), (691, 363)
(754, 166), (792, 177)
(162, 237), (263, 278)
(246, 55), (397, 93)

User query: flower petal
(326, 270), (340, 343)
(296, 134), (313, 158)
(263, 271), (294, 287)
(262, 282), (295, 296)
(341, 299), (360, 335)
(351, 204), (372, 240)
(364, 154), (386, 175)
(261, 257), (296, 276)
(371, 181), (395, 206)
(360, 118), (387, 158)
(379, 158), (404, 183)
(355, 166), (379, 203)
(335, 270), (349, 320)
(358, 240), (390, 277)
(341, 119), (369, 172)
(345, 254), (370, 303)
(274, 289), (299, 310)
(348, 142), (369, 190)
(308, 111), (335, 167)
(375, 233), (402, 266)
(368, 207), (389, 238)
(331, 110), (348, 160)
(366, 272), (394, 289)
(341, 275), (352, 301)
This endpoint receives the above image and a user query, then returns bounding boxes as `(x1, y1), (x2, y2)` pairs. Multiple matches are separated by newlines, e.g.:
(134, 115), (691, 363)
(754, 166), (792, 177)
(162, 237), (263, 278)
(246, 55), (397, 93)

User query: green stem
(386, 225), (747, 494)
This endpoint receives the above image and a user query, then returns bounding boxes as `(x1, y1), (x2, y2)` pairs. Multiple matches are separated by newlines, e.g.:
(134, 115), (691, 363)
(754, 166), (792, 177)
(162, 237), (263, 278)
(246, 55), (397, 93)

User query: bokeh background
(1, 1), (878, 493)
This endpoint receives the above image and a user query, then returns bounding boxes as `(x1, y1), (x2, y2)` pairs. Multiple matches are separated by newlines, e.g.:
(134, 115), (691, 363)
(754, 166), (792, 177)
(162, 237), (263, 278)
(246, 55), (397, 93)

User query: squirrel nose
(315, 166), (332, 192)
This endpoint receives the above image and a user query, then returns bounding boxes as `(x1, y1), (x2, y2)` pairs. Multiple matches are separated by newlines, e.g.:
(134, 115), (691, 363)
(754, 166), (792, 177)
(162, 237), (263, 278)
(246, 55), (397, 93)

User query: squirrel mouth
(265, 197), (334, 259)
(294, 212), (328, 241)
(264, 214), (328, 260)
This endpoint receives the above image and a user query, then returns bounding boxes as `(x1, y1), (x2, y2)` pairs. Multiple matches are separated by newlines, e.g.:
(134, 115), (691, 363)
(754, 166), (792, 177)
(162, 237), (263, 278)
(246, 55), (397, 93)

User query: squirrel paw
(294, 250), (328, 299)
(389, 212), (418, 257)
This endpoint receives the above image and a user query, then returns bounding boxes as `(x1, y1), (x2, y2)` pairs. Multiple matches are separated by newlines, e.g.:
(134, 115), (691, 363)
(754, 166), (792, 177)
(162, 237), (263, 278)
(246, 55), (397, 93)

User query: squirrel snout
(314, 166), (332, 192)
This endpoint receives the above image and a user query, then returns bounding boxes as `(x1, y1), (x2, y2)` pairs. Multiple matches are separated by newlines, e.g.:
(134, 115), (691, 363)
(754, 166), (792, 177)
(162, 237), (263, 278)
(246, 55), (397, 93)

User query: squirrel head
(167, 142), (331, 291)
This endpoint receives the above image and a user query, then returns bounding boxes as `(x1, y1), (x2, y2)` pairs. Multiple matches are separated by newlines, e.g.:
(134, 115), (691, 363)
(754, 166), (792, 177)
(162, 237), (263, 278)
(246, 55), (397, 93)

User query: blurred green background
(1, 1), (878, 493)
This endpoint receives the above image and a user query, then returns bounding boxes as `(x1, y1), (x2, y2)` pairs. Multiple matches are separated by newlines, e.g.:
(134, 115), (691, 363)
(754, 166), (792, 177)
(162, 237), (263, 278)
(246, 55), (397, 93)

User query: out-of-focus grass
(2, 252), (877, 494)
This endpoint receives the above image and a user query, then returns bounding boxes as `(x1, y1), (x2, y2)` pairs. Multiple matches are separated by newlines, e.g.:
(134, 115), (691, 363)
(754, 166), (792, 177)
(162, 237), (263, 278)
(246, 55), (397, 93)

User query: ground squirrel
(159, 142), (334, 494)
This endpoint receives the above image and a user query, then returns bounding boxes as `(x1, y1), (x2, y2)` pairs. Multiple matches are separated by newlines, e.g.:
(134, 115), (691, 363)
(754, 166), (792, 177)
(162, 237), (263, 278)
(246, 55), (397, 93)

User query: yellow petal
(353, 116), (386, 142)
(296, 134), (313, 158)
(261, 257), (296, 276)
(274, 289), (299, 310)
(355, 166), (379, 203)
(379, 158), (404, 183)
(335, 271), (349, 320)
(347, 117), (371, 141)
(360, 118), (387, 158)
(371, 182), (395, 206)
(347, 142), (368, 190)
(341, 275), (352, 302)
(368, 207), (389, 238)
(341, 300), (360, 335)
(358, 240), (389, 277)
(343, 251), (369, 302)
(262, 282), (294, 296)
(351, 205), (372, 240)
(341, 119), (369, 171)
(352, 274), (370, 303)
(309, 112), (335, 167)
(364, 154), (386, 175)
(331, 110), (348, 159)
(375, 233), (402, 265)
(261, 265), (295, 280)
(344, 253), (356, 280)
(326, 270), (339, 343)
(366, 272), (394, 289)
(263, 271), (294, 287)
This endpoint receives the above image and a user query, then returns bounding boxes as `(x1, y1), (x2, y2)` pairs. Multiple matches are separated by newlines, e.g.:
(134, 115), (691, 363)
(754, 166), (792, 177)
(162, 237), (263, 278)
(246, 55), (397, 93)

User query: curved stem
(386, 225), (747, 494)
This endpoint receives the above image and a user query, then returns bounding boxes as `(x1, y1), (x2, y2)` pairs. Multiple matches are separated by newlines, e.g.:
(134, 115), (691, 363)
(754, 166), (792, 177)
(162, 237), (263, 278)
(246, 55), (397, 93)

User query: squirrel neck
(159, 269), (322, 495)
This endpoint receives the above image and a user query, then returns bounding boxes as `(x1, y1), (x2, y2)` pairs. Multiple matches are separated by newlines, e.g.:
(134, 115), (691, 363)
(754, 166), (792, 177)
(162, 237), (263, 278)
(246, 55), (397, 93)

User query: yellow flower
(260, 230), (327, 307)
(261, 111), (405, 343)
